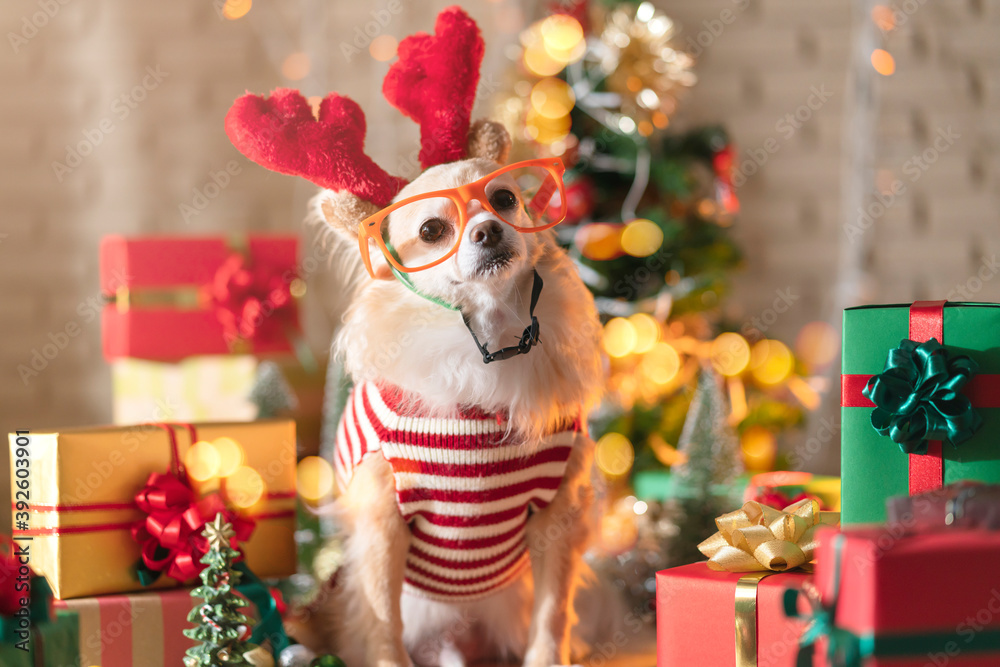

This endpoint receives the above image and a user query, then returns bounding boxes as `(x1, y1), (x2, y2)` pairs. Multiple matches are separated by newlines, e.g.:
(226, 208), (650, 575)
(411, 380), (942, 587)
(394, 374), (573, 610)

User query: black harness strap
(461, 269), (543, 364)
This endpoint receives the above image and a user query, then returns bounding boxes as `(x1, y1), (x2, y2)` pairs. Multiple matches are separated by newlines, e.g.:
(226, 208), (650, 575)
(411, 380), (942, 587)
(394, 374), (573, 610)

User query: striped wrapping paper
(54, 589), (196, 667)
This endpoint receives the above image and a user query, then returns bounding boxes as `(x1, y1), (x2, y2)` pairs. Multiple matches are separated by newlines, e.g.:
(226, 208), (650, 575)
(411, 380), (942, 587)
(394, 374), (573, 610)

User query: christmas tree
(184, 515), (261, 667)
(494, 1), (814, 486)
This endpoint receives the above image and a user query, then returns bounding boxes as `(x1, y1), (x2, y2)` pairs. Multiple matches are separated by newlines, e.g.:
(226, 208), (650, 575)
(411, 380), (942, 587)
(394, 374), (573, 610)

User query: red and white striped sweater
(334, 381), (581, 601)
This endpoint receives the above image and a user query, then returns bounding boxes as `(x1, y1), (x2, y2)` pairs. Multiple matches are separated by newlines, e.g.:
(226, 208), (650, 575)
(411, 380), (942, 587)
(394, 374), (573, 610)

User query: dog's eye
(489, 189), (518, 211)
(419, 218), (447, 243)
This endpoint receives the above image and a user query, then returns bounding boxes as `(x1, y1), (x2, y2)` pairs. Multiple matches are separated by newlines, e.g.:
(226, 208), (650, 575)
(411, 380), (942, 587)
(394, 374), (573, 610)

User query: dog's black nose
(471, 220), (504, 248)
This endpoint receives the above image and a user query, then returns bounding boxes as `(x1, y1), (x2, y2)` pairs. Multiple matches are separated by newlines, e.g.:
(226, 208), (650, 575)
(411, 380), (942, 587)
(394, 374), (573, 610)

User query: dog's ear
(466, 119), (511, 165)
(314, 189), (394, 280)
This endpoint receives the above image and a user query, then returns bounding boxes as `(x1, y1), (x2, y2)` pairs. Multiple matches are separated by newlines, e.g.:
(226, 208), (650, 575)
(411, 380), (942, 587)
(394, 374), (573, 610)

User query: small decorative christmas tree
(249, 361), (298, 419)
(666, 366), (744, 565)
(184, 514), (260, 667)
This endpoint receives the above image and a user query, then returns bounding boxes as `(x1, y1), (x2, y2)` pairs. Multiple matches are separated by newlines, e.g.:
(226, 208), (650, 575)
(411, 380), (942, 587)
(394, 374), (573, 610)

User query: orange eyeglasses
(357, 158), (567, 278)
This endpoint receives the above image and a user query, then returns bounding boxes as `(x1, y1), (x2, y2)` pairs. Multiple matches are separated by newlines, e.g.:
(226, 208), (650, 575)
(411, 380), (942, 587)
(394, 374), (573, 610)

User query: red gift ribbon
(131, 472), (255, 583)
(12, 423), (295, 585)
(841, 301), (1000, 495)
(208, 252), (295, 347)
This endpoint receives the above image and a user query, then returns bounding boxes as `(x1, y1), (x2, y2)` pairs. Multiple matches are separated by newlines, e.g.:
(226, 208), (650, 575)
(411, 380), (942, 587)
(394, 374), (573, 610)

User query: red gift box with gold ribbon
(100, 235), (302, 361)
(8, 420), (297, 599)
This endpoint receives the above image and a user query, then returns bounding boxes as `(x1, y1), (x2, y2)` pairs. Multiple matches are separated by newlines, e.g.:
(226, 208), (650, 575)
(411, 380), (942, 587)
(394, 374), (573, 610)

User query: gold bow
(697, 498), (840, 572)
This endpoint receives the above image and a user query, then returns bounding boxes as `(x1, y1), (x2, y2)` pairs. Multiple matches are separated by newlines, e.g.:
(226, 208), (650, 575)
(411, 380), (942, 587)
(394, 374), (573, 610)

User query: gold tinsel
(594, 2), (696, 136)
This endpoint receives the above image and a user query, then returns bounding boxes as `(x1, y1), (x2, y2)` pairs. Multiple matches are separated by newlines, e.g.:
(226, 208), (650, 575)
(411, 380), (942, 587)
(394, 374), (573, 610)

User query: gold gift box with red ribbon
(8, 420), (297, 599)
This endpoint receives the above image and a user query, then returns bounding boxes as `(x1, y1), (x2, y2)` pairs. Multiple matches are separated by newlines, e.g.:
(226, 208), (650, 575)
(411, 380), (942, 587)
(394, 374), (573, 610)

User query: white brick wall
(0, 0), (997, 491)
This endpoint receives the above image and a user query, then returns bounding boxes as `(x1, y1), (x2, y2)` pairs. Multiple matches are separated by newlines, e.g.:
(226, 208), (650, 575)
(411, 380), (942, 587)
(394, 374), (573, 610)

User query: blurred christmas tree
(494, 0), (824, 497)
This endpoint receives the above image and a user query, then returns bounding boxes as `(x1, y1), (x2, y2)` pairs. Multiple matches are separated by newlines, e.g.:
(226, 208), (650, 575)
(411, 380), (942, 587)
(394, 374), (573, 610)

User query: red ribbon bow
(209, 253), (295, 346)
(131, 472), (255, 583)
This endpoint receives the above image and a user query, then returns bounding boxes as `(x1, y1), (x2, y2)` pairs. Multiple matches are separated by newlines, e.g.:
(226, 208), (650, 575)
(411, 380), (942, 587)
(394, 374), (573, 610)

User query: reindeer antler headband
(224, 6), (486, 208)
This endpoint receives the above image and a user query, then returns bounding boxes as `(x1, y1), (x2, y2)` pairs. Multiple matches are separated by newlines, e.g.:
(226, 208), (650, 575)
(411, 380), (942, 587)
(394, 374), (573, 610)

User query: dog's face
(377, 158), (537, 304)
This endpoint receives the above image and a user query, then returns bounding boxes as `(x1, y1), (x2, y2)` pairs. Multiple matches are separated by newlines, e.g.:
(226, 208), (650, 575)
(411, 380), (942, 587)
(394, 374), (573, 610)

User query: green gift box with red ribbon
(841, 301), (1000, 524)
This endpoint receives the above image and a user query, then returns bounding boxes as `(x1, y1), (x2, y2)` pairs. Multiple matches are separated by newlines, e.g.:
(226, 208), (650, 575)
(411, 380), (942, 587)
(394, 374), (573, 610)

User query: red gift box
(101, 235), (301, 361)
(656, 563), (811, 667)
(806, 527), (1000, 666)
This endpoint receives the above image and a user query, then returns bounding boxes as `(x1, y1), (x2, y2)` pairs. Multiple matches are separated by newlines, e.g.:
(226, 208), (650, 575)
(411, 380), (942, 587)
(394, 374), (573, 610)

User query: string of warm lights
(593, 316), (839, 481)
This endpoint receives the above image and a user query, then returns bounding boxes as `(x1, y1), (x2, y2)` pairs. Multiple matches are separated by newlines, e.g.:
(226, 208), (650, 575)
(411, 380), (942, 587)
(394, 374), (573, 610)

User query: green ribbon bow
(862, 338), (982, 454)
(783, 536), (872, 667)
(235, 562), (290, 658)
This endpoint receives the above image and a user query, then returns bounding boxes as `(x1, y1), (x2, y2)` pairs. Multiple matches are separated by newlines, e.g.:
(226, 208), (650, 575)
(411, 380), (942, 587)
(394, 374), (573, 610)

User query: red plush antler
(225, 89), (407, 207)
(383, 6), (484, 170)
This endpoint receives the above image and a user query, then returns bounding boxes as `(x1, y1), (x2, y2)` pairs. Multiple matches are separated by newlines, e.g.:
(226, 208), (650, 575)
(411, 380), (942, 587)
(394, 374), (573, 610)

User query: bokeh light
(710, 332), (751, 377)
(741, 426), (777, 471)
(281, 52), (311, 81)
(212, 437), (244, 478)
(871, 49), (895, 76)
(628, 313), (660, 353)
(750, 339), (794, 386)
(224, 466), (266, 509)
(525, 108), (572, 144)
(620, 218), (664, 257)
(599, 510), (639, 554)
(604, 317), (638, 358)
(641, 342), (681, 385)
(539, 14), (585, 63)
(871, 5), (896, 32)
(222, 0), (252, 20)
(530, 77), (576, 119)
(576, 223), (624, 260)
(796, 321), (839, 370)
(297, 456), (335, 503)
(185, 440), (221, 482)
(595, 432), (635, 478)
(369, 35), (398, 62)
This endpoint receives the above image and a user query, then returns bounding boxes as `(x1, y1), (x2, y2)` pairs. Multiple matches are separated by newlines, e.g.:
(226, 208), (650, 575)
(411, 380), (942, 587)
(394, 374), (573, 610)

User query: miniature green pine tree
(184, 514), (259, 667)
(667, 366), (744, 565)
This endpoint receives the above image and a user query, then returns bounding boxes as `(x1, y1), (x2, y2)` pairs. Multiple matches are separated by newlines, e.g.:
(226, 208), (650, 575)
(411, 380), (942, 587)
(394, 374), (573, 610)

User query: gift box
(111, 355), (259, 424)
(101, 235), (302, 362)
(797, 527), (1000, 666)
(656, 564), (812, 667)
(841, 301), (1000, 524)
(9, 421), (297, 599)
(0, 610), (79, 667)
(53, 579), (285, 667)
(111, 355), (327, 457)
(744, 471), (841, 511)
(658, 499), (839, 666)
